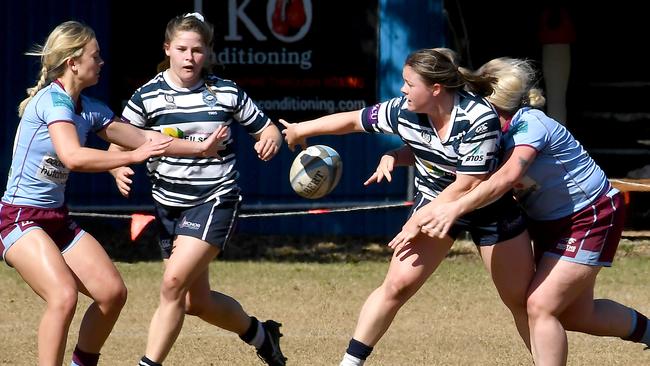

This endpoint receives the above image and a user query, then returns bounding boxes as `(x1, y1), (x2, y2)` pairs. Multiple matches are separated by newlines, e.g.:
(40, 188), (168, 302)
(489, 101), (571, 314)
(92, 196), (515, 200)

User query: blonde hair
(405, 48), (496, 97)
(18, 21), (95, 117)
(476, 58), (546, 113)
(156, 13), (217, 74)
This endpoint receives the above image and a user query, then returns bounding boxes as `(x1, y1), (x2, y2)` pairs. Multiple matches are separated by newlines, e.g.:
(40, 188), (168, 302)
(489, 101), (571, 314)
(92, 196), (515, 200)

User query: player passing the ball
(108, 13), (286, 366)
(281, 48), (536, 365)
(391, 57), (650, 365)
(0, 20), (227, 366)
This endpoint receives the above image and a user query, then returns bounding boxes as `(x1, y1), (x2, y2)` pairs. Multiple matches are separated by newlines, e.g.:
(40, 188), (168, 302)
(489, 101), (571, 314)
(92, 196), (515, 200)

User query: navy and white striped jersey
(122, 71), (271, 207)
(360, 90), (501, 199)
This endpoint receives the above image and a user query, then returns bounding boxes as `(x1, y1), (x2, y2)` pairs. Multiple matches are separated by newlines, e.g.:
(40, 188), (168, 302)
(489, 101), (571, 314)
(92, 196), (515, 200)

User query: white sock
(251, 321), (266, 349)
(340, 352), (365, 366)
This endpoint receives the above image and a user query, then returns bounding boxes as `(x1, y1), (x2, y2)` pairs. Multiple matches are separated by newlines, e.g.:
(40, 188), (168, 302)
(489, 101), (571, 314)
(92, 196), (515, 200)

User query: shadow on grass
(78, 217), (477, 263)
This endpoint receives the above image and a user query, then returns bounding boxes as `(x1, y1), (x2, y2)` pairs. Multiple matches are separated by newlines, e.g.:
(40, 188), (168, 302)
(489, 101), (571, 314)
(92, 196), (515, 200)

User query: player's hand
(364, 152), (396, 186)
(110, 166), (134, 197)
(387, 218), (421, 251)
(279, 119), (307, 152)
(417, 201), (460, 239)
(199, 125), (229, 158)
(131, 137), (172, 163)
(255, 138), (280, 161)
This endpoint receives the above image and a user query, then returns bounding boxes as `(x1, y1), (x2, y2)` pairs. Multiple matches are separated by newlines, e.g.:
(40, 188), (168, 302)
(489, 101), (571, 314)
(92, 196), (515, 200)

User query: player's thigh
(6, 228), (78, 300)
(385, 234), (454, 289)
(528, 257), (600, 315)
(63, 232), (125, 302)
(163, 235), (220, 289)
(479, 231), (534, 302)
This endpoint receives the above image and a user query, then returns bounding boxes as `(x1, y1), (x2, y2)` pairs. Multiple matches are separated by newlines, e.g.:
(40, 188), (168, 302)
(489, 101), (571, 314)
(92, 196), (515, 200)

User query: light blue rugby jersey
(2, 82), (114, 208)
(122, 71), (271, 207)
(360, 90), (501, 199)
(502, 107), (610, 220)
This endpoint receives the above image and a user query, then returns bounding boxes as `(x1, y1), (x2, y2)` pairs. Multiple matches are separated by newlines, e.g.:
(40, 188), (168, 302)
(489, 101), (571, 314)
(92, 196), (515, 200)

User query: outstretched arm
(279, 110), (364, 151)
(49, 122), (170, 173)
(100, 119), (228, 158)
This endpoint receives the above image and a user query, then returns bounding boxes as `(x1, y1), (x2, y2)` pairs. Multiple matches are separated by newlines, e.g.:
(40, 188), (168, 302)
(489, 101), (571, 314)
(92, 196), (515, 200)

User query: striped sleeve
(232, 85), (271, 135)
(122, 87), (148, 127)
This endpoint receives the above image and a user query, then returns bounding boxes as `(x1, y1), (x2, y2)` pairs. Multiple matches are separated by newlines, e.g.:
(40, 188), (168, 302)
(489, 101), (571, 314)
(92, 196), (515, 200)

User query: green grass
(0, 242), (649, 365)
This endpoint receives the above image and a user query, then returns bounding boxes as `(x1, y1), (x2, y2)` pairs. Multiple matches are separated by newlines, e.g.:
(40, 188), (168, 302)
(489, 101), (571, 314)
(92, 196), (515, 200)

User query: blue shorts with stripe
(410, 191), (527, 246)
(154, 193), (242, 259)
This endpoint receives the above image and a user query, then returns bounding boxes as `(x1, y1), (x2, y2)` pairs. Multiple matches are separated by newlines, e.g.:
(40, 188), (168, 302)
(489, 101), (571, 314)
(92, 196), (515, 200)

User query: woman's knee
(48, 284), (79, 319)
(94, 278), (128, 313)
(107, 281), (128, 310)
(527, 292), (556, 320)
(160, 274), (188, 302)
(382, 275), (419, 303)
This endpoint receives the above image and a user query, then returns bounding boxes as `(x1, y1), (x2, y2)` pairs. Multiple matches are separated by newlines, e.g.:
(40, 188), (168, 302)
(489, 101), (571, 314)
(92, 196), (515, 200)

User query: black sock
(346, 338), (373, 360)
(138, 356), (162, 366)
(71, 345), (100, 366)
(622, 309), (648, 342)
(239, 316), (260, 343)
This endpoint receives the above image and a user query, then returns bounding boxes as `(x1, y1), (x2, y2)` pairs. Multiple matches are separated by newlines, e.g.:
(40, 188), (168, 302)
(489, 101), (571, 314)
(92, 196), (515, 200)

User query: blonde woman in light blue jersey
(1, 20), (225, 366)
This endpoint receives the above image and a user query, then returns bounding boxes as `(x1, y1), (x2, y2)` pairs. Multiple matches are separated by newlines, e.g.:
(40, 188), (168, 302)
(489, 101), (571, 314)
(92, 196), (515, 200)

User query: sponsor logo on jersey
(463, 144), (485, 164)
(513, 121), (528, 134)
(421, 130), (432, 144)
(162, 127), (184, 138)
(164, 94), (176, 109)
(474, 122), (488, 134)
(366, 104), (380, 124)
(180, 216), (201, 230)
(51, 92), (74, 111)
(464, 154), (484, 162)
(36, 154), (69, 184)
(202, 89), (218, 107)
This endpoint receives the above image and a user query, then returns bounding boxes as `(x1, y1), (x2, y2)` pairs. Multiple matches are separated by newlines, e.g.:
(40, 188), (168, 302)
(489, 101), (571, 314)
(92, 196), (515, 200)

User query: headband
(184, 12), (204, 22)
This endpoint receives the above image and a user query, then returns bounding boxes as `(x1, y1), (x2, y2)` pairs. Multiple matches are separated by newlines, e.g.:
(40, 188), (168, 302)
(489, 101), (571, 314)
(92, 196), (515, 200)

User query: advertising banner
(205, 0), (378, 122)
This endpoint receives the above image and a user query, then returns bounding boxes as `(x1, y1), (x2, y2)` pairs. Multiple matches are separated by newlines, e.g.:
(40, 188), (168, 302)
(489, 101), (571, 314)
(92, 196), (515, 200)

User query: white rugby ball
(289, 145), (342, 199)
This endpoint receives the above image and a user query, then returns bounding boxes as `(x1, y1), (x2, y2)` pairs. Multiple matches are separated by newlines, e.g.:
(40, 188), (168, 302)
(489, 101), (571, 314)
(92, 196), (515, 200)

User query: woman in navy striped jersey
(110, 13), (286, 366)
(281, 48), (535, 365)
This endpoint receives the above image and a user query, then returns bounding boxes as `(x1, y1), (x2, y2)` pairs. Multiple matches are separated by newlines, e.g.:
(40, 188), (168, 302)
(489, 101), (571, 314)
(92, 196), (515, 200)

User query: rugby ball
(289, 145), (342, 199)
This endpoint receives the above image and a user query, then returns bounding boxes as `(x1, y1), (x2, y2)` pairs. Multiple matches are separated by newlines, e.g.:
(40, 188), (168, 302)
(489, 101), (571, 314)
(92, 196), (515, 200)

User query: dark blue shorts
(154, 194), (241, 259)
(410, 191), (526, 246)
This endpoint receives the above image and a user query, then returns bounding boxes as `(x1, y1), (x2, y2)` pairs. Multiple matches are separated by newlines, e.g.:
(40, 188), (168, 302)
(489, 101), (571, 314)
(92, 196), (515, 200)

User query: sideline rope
(67, 177), (650, 241)
(69, 201), (414, 220)
(69, 201), (415, 240)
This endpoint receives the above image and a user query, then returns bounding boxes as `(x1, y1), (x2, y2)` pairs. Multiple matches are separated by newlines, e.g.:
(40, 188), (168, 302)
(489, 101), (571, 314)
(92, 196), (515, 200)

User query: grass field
(0, 239), (649, 365)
